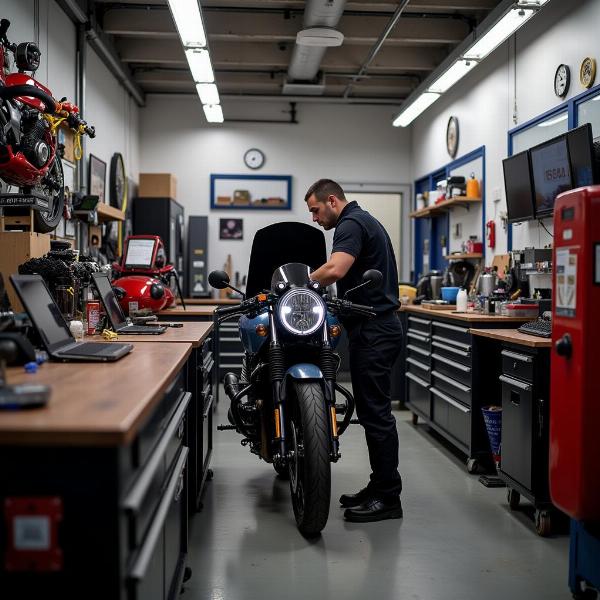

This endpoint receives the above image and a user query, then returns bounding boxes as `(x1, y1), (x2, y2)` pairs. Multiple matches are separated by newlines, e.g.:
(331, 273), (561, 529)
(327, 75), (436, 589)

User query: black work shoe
(344, 499), (403, 523)
(339, 487), (373, 508)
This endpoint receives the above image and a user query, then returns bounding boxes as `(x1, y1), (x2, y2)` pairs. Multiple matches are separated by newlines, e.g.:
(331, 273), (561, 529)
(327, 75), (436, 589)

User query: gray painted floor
(185, 390), (570, 600)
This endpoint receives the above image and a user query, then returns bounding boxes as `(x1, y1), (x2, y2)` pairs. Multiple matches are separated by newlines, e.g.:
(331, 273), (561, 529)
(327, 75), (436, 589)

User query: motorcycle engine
(21, 111), (50, 168)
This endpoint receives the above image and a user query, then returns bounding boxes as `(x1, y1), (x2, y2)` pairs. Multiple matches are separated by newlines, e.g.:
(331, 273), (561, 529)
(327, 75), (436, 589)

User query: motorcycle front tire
(32, 155), (65, 233)
(289, 381), (331, 537)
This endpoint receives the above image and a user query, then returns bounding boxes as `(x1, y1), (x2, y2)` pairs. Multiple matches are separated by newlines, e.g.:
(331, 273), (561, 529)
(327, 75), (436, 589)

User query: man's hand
(310, 252), (355, 287)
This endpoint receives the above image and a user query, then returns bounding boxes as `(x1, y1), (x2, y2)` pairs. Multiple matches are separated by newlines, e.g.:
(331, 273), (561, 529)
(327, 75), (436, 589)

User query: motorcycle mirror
(362, 269), (383, 288)
(208, 270), (231, 290)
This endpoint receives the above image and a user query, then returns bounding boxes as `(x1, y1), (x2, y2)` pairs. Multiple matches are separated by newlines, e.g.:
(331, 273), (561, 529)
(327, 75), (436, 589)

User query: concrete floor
(185, 390), (570, 600)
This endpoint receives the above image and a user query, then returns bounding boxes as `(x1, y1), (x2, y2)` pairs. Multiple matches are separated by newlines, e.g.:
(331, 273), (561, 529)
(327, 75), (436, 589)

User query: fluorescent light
(185, 48), (214, 83)
(464, 8), (534, 60)
(538, 113), (568, 127)
(167, 0), (206, 48)
(393, 92), (440, 127)
(196, 83), (220, 104)
(428, 60), (476, 93)
(203, 104), (224, 123)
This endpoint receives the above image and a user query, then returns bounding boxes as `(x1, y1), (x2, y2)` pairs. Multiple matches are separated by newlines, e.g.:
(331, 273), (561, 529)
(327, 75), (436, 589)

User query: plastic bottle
(456, 288), (468, 313)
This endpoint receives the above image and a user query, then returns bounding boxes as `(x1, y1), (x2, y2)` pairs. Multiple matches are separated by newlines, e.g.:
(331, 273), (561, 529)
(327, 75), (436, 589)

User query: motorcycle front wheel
(288, 381), (331, 536)
(30, 155), (65, 233)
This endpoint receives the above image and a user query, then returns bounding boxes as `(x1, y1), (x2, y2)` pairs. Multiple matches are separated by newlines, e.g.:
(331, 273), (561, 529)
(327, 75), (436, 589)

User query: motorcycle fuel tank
(239, 311), (269, 354)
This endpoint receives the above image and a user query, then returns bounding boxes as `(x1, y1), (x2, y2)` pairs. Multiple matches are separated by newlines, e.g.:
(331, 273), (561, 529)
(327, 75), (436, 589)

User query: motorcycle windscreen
(270, 263), (313, 290)
(245, 222), (326, 297)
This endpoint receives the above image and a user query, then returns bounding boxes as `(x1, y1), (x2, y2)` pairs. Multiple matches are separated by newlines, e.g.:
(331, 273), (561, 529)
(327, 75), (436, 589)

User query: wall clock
(109, 152), (126, 209)
(446, 116), (459, 158)
(244, 148), (265, 170)
(554, 64), (570, 98)
(579, 57), (596, 89)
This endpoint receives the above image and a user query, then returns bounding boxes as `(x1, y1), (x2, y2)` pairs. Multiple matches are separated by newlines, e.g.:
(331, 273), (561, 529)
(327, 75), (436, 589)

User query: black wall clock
(554, 64), (570, 98)
(244, 148), (265, 170)
(109, 152), (126, 209)
(446, 116), (459, 158)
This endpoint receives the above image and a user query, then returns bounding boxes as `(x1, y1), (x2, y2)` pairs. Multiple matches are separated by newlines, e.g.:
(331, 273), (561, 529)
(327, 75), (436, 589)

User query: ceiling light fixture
(185, 48), (214, 83)
(393, 1), (551, 127)
(196, 83), (220, 105)
(167, 0), (207, 48)
(203, 104), (224, 123)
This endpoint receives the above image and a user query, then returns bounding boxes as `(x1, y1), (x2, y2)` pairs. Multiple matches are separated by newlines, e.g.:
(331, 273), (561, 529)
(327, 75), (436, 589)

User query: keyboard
(518, 318), (552, 338)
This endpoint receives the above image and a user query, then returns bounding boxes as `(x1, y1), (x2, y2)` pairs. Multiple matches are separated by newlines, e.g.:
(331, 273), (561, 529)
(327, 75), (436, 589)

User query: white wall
(410, 0), (598, 264)
(139, 96), (411, 281)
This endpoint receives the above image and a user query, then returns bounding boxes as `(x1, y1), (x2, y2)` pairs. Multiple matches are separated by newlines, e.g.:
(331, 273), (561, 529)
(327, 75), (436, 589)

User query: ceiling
(92, 0), (505, 108)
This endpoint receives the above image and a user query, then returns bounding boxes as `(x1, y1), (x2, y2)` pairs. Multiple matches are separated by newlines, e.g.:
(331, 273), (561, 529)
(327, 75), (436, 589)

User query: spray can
(86, 301), (101, 335)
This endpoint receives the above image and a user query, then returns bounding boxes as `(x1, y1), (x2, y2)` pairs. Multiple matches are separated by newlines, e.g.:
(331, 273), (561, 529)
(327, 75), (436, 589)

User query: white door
(345, 192), (402, 276)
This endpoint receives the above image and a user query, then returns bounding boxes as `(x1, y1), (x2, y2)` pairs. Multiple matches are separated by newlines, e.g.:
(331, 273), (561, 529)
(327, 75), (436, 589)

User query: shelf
(443, 253), (483, 260)
(96, 203), (125, 222)
(410, 196), (482, 219)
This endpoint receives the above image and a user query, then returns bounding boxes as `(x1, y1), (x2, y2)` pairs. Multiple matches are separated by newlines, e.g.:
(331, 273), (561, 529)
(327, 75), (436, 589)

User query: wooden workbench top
(400, 305), (529, 323)
(159, 305), (218, 317)
(114, 321), (213, 348)
(470, 328), (553, 348)
(0, 342), (192, 446)
(181, 298), (240, 305)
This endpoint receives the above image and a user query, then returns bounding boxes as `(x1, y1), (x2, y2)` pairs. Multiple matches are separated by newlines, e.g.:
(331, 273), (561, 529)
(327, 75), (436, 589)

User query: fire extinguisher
(486, 220), (496, 249)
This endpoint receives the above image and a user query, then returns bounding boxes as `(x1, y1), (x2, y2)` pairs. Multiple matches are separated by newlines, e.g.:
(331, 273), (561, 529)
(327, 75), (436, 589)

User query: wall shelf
(443, 253), (483, 260)
(410, 197), (482, 219)
(97, 203), (125, 222)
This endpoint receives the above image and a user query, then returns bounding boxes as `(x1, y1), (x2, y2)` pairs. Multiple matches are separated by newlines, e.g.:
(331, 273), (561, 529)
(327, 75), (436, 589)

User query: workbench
(0, 339), (202, 599)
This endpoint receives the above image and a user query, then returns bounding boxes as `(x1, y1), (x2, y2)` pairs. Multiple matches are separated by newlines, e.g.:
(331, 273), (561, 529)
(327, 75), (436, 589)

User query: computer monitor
(92, 273), (127, 329)
(503, 151), (536, 224)
(124, 238), (156, 268)
(567, 122), (597, 187)
(530, 135), (572, 219)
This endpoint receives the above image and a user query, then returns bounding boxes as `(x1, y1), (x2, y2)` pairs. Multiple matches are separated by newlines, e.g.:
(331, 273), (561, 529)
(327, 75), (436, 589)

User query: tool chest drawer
(431, 386), (470, 447)
(406, 372), (431, 419)
(406, 356), (431, 383)
(406, 343), (431, 366)
(431, 352), (472, 388)
(406, 330), (431, 353)
(201, 390), (214, 470)
(123, 392), (191, 549)
(127, 447), (189, 600)
(431, 370), (471, 407)
(432, 321), (471, 347)
(431, 339), (471, 366)
(407, 315), (431, 336)
(501, 349), (534, 383)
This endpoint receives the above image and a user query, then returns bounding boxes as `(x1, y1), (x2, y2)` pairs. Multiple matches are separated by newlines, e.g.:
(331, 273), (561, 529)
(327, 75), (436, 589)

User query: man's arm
(310, 251), (356, 287)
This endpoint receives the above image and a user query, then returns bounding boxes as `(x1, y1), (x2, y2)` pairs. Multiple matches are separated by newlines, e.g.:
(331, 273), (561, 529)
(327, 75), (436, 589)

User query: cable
(538, 219), (554, 238)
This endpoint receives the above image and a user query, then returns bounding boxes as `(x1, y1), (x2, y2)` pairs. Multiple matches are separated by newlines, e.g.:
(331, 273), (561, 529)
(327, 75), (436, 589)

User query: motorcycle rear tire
(289, 381), (331, 537)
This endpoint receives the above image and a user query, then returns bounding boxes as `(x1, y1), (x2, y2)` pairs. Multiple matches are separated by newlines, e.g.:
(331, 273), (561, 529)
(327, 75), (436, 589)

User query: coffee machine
(509, 247), (553, 313)
(416, 270), (443, 301)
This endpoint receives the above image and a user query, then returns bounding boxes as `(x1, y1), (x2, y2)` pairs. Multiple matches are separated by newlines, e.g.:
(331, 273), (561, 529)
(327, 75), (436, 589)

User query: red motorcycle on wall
(0, 18), (95, 233)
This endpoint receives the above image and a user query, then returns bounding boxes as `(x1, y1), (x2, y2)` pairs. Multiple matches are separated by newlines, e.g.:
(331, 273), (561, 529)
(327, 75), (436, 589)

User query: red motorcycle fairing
(0, 134), (55, 187)
(112, 275), (174, 315)
(4, 73), (54, 113)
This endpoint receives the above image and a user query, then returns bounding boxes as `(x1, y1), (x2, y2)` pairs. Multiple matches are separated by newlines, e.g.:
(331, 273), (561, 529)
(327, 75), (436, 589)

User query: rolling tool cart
(550, 187), (600, 599)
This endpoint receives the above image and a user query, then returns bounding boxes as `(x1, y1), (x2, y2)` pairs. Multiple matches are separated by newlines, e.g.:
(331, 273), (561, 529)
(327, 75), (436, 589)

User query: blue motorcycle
(210, 224), (381, 536)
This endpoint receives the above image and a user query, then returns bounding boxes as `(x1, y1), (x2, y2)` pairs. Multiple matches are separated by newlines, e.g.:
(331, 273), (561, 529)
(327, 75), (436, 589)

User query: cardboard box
(138, 173), (177, 199)
(0, 232), (51, 312)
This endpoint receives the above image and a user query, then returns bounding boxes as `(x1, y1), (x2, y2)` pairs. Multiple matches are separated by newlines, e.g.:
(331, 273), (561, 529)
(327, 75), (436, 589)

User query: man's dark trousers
(347, 312), (403, 499)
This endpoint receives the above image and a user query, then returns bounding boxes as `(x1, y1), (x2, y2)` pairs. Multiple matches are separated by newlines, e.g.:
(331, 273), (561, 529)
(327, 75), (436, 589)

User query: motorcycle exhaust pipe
(223, 372), (240, 401)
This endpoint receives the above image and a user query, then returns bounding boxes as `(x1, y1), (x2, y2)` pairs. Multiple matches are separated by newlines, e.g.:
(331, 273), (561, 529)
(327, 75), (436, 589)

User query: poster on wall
(210, 174), (292, 209)
(88, 154), (106, 204)
(219, 218), (243, 240)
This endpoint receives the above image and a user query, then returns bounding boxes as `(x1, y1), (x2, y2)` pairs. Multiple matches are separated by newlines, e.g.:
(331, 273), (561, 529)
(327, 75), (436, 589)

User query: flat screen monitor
(530, 135), (572, 219)
(124, 238), (155, 268)
(567, 122), (597, 187)
(503, 151), (536, 224)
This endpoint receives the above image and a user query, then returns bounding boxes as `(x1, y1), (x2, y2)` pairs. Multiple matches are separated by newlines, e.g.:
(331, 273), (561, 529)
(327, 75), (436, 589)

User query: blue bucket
(482, 406), (502, 465)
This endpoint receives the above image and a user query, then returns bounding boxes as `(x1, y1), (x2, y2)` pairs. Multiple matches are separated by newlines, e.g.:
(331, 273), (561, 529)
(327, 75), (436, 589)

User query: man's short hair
(304, 179), (346, 203)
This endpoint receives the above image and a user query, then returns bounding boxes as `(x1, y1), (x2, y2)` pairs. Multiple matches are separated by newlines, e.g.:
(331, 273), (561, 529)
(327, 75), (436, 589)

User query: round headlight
(277, 288), (326, 336)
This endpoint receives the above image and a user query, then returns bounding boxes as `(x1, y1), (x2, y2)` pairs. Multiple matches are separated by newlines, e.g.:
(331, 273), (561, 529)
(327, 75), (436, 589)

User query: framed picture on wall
(88, 154), (107, 204)
(210, 174), (292, 209)
(219, 218), (243, 240)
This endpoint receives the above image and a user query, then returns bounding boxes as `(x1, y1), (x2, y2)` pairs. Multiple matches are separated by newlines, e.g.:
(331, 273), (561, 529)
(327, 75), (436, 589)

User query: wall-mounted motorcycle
(0, 18), (95, 233)
(210, 229), (382, 536)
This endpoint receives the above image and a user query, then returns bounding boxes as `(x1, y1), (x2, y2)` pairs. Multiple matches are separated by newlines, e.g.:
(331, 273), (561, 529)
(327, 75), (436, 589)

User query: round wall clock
(109, 153), (126, 209)
(446, 116), (459, 158)
(244, 148), (265, 170)
(554, 63), (570, 98)
(579, 57), (597, 89)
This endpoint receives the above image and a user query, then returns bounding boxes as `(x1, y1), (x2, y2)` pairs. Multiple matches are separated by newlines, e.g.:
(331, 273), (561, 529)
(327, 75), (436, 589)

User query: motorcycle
(0, 18), (95, 233)
(209, 222), (382, 536)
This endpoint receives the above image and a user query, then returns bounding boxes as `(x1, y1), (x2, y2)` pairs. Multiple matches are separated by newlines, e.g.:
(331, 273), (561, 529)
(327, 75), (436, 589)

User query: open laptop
(10, 274), (133, 362)
(91, 273), (166, 335)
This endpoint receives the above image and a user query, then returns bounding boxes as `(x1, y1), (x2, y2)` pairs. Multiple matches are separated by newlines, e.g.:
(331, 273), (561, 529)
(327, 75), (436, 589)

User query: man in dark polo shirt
(305, 178), (403, 523)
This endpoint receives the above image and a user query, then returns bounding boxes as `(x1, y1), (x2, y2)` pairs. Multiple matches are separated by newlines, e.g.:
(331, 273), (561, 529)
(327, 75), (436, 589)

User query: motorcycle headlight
(277, 288), (326, 336)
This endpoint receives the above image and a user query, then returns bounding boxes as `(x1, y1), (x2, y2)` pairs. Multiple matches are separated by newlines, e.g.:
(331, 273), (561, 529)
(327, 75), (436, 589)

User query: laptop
(10, 274), (133, 362)
(91, 273), (166, 335)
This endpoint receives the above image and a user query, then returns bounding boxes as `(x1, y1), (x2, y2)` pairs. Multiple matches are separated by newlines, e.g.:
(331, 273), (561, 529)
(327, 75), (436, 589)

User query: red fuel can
(550, 186), (600, 521)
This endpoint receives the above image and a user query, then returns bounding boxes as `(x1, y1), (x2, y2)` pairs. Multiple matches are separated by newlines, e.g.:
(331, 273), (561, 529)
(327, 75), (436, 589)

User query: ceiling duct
(286, 0), (347, 89)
